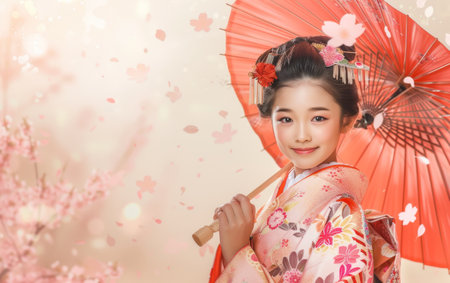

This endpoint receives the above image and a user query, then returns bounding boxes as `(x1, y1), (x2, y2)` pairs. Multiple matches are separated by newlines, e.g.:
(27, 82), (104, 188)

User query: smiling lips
(292, 147), (318, 154)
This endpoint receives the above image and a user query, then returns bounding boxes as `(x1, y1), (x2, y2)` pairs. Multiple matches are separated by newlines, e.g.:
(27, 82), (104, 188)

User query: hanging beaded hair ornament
(248, 42), (369, 105)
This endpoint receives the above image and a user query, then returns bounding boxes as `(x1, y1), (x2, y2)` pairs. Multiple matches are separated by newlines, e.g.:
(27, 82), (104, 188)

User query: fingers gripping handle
(191, 162), (293, 247)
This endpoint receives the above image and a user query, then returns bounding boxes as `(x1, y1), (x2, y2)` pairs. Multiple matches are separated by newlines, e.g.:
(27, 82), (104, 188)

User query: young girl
(210, 36), (399, 282)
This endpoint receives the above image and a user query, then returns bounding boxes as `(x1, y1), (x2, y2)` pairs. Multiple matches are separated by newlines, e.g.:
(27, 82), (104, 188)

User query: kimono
(210, 162), (400, 283)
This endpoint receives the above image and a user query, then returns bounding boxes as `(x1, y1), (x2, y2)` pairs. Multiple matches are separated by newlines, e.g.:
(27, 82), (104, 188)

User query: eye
(278, 117), (292, 123)
(313, 116), (327, 122)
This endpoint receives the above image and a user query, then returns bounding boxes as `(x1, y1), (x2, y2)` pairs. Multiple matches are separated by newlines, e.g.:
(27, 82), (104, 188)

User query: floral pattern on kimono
(214, 164), (376, 283)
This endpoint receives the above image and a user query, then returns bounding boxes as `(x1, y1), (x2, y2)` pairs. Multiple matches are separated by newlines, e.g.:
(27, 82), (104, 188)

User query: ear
(341, 115), (358, 134)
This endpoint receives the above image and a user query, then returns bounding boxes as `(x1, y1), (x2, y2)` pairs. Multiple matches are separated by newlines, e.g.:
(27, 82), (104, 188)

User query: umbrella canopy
(224, 0), (450, 269)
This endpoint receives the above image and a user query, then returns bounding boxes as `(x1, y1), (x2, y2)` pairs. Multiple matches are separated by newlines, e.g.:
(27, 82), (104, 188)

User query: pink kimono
(211, 162), (400, 283)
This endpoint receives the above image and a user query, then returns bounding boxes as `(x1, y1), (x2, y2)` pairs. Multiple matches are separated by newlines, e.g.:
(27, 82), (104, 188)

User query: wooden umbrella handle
(192, 162), (293, 247)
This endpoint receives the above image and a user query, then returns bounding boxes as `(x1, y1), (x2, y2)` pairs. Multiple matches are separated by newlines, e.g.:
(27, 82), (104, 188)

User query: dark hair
(256, 36), (360, 126)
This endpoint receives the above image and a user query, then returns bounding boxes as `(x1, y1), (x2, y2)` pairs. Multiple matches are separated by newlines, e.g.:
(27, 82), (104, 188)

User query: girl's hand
(213, 193), (256, 267)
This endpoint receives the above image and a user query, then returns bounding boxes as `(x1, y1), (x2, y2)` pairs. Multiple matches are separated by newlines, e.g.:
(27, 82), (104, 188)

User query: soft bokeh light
(122, 202), (142, 220)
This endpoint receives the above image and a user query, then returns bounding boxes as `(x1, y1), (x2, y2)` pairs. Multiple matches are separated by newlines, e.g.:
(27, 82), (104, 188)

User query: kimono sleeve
(301, 197), (374, 283)
(215, 243), (276, 283)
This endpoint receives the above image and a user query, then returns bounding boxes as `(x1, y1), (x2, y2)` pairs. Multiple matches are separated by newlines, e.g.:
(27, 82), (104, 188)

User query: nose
(295, 122), (311, 143)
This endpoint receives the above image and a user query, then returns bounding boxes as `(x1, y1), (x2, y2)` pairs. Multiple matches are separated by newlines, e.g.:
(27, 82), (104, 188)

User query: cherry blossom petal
(155, 29), (166, 41)
(417, 224), (426, 237)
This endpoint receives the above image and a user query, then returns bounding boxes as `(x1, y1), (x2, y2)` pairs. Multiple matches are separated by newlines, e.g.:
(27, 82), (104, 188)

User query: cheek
(273, 125), (290, 143)
(314, 122), (340, 143)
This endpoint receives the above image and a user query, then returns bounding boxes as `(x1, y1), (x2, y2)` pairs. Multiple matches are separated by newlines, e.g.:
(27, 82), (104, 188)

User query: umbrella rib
(350, 0), (392, 58)
(413, 102), (450, 268)
(226, 3), (298, 37)
(221, 28), (281, 46)
(353, 130), (378, 167)
(403, 16), (408, 76)
(415, 103), (450, 190)
(222, 53), (257, 61)
(414, 63), (450, 81)
(416, 81), (450, 85)
(380, 131), (398, 215)
(375, 0), (401, 73)
(406, 38), (438, 77)
(268, 0), (322, 34)
(361, 131), (389, 195)
(413, 144), (426, 267)
(415, 85), (450, 97)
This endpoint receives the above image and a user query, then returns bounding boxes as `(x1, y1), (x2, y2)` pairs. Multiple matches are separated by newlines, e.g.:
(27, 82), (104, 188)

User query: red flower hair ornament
(250, 62), (277, 87)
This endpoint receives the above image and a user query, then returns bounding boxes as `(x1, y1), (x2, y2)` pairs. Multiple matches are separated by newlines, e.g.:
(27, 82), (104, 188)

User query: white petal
(373, 112), (384, 130)
(425, 6), (433, 18)
(403, 76), (415, 87)
(416, 0), (427, 8)
(417, 155), (430, 165)
(417, 224), (426, 237)
(384, 26), (391, 38)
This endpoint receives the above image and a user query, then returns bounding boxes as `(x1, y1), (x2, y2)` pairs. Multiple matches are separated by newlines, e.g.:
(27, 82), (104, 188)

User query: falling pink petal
(127, 64), (150, 83)
(40, 140), (49, 145)
(110, 57), (119, 62)
(154, 218), (162, 224)
(145, 13), (151, 22)
(198, 157), (204, 162)
(107, 98), (115, 103)
(187, 206), (194, 210)
(199, 244), (215, 257)
(107, 235), (116, 247)
(176, 145), (181, 148)
(144, 48), (148, 53)
(76, 240), (85, 245)
(190, 13), (213, 32)
(115, 221), (123, 227)
(136, 176), (156, 198)
(184, 125), (199, 134)
(132, 238), (137, 243)
(180, 186), (186, 194)
(98, 116), (104, 122)
(417, 224), (426, 237)
(39, 114), (45, 119)
(155, 29), (166, 41)
(166, 86), (182, 102)
(219, 110), (228, 118)
(236, 168), (243, 173)
(179, 201), (185, 206)
(72, 248), (78, 256)
(168, 81), (171, 87)
(197, 173), (201, 178)
(81, 50), (86, 58)
(212, 123), (237, 144)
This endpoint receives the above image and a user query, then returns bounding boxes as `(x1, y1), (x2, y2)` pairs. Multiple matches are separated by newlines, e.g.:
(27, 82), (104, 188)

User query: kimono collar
(280, 162), (368, 204)
(284, 161), (346, 189)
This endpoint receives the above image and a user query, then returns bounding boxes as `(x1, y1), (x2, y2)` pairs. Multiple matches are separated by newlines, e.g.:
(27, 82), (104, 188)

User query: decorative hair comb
(248, 43), (369, 105)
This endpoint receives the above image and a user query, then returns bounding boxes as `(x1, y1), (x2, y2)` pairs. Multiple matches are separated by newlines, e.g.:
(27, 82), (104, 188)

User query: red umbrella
(224, 0), (450, 269)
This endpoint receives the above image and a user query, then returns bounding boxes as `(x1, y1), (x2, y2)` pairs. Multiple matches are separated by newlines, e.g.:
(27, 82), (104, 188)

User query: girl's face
(271, 79), (355, 176)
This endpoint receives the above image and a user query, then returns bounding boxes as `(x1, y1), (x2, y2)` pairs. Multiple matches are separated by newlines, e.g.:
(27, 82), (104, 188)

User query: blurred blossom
(23, 33), (48, 58)
(0, 118), (122, 282)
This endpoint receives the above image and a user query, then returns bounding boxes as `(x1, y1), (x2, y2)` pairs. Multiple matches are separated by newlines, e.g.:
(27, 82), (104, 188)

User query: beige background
(1, 0), (448, 282)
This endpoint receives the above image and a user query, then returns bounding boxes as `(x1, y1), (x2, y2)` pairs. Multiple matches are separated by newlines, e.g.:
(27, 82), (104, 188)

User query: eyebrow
(275, 107), (330, 112)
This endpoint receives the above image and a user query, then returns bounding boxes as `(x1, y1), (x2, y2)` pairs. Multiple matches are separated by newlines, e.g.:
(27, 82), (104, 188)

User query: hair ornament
(311, 42), (369, 85)
(249, 52), (276, 104)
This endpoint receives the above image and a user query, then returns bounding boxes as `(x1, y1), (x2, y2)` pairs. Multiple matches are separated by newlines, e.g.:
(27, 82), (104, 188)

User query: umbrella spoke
(406, 38), (438, 77)
(221, 28), (281, 46)
(414, 62), (450, 81)
(269, 0), (322, 34)
(226, 3), (298, 37)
